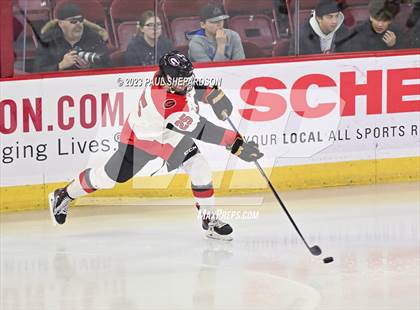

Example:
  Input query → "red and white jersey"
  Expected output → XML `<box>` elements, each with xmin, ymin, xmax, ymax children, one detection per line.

<box><xmin>120</xmin><ymin>83</ymin><xmax>202</xmax><ymax>160</ymax></box>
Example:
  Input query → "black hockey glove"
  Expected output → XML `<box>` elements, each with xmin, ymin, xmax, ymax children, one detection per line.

<box><xmin>205</xmin><ymin>88</ymin><xmax>233</xmax><ymax>121</ymax></box>
<box><xmin>228</xmin><ymin>136</ymin><xmax>264</xmax><ymax>162</ymax></box>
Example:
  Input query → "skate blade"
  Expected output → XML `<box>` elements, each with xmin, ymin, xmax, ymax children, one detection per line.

<box><xmin>205</xmin><ymin>231</ymin><xmax>233</xmax><ymax>241</ymax></box>
<box><xmin>48</xmin><ymin>192</ymin><xmax>58</xmax><ymax>226</ymax></box>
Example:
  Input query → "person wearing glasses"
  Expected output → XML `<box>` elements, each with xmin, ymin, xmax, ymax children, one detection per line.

<box><xmin>124</xmin><ymin>11</ymin><xmax>172</xmax><ymax>67</ymax></box>
<box><xmin>34</xmin><ymin>3</ymin><xmax>110</xmax><ymax>72</ymax></box>
<box><xmin>187</xmin><ymin>4</ymin><xmax>245</xmax><ymax>62</ymax></box>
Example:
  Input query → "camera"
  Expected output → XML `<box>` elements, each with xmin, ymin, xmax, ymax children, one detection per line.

<box><xmin>73</xmin><ymin>46</ymin><xmax>102</xmax><ymax>64</ymax></box>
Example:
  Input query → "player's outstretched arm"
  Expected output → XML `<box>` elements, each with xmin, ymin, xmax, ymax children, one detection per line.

<box><xmin>166</xmin><ymin>115</ymin><xmax>263</xmax><ymax>162</ymax></box>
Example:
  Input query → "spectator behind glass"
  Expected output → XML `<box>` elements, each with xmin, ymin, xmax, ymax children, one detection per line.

<box><xmin>34</xmin><ymin>3</ymin><xmax>110</xmax><ymax>72</ymax></box>
<box><xmin>346</xmin><ymin>0</ymin><xmax>405</xmax><ymax>51</ymax></box>
<box><xmin>409</xmin><ymin>19</ymin><xmax>420</xmax><ymax>48</ymax></box>
<box><xmin>187</xmin><ymin>3</ymin><xmax>245</xmax><ymax>62</ymax></box>
<box><xmin>404</xmin><ymin>0</ymin><xmax>420</xmax><ymax>48</ymax></box>
<box><xmin>406</xmin><ymin>0</ymin><xmax>420</xmax><ymax>28</ymax></box>
<box><xmin>290</xmin><ymin>0</ymin><xmax>351</xmax><ymax>55</ymax></box>
<box><xmin>124</xmin><ymin>11</ymin><xmax>172</xmax><ymax>66</ymax></box>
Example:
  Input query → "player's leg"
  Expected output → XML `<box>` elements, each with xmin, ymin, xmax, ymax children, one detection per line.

<box><xmin>49</xmin><ymin>143</ymin><xmax>156</xmax><ymax>225</ymax></box>
<box><xmin>181</xmin><ymin>152</ymin><xmax>233</xmax><ymax>240</ymax></box>
<box><xmin>167</xmin><ymin>137</ymin><xmax>232</xmax><ymax>240</ymax></box>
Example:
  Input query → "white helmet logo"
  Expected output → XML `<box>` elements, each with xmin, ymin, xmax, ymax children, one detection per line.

<box><xmin>169</xmin><ymin>57</ymin><xmax>180</xmax><ymax>66</ymax></box>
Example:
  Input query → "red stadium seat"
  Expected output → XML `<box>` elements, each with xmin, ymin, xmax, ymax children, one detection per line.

<box><xmin>286</xmin><ymin>7</ymin><xmax>313</xmax><ymax>35</ymax></box>
<box><xmin>13</xmin><ymin>16</ymin><xmax>40</xmax><ymax>72</ymax></box>
<box><xmin>345</xmin><ymin>5</ymin><xmax>368</xmax><ymax>28</ymax></box>
<box><xmin>98</xmin><ymin>0</ymin><xmax>112</xmax><ymax>8</ymax></box>
<box><xmin>14</xmin><ymin>0</ymin><xmax>51</xmax><ymax>24</ymax></box>
<box><xmin>241</xmin><ymin>41</ymin><xmax>264</xmax><ymax>58</ymax></box>
<box><xmin>228</xmin><ymin>14</ymin><xmax>277</xmax><ymax>57</ymax></box>
<box><xmin>12</xmin><ymin>2</ymin><xmax>44</xmax><ymax>73</ymax></box>
<box><xmin>110</xmin><ymin>0</ymin><xmax>156</xmax><ymax>23</ymax></box>
<box><xmin>223</xmin><ymin>0</ymin><xmax>279</xmax><ymax>57</ymax></box>
<box><xmin>345</xmin><ymin>0</ymin><xmax>369</xmax><ymax>7</ymax></box>
<box><xmin>110</xmin><ymin>50</ymin><xmax>125</xmax><ymax>67</ymax></box>
<box><xmin>170</xmin><ymin>16</ymin><xmax>201</xmax><ymax>51</ymax></box>
<box><xmin>162</xmin><ymin>0</ymin><xmax>222</xmax><ymax>21</ymax></box>
<box><xmin>13</xmin><ymin>0</ymin><xmax>51</xmax><ymax>39</ymax></box>
<box><xmin>297</xmin><ymin>0</ymin><xmax>319</xmax><ymax>10</ymax></box>
<box><xmin>223</xmin><ymin>0</ymin><xmax>277</xmax><ymax>14</ymax></box>
<box><xmin>50</xmin><ymin>0</ymin><xmax>112</xmax><ymax>11</ymax></box>
<box><xmin>272</xmin><ymin>38</ymin><xmax>290</xmax><ymax>56</ymax></box>
<box><xmin>117</xmin><ymin>21</ymin><xmax>139</xmax><ymax>51</ymax></box>
<box><xmin>299</xmin><ymin>9</ymin><xmax>313</xmax><ymax>26</ymax></box>
<box><xmin>223</xmin><ymin>0</ymin><xmax>285</xmax><ymax>37</ymax></box>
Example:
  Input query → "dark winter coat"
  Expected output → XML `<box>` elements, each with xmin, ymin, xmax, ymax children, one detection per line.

<box><xmin>289</xmin><ymin>18</ymin><xmax>351</xmax><ymax>55</ymax></box>
<box><xmin>34</xmin><ymin>20</ymin><xmax>110</xmax><ymax>72</ymax></box>
<box><xmin>410</xmin><ymin>21</ymin><xmax>420</xmax><ymax>48</ymax></box>
<box><xmin>346</xmin><ymin>20</ymin><xmax>406</xmax><ymax>52</ymax></box>
<box><xmin>124</xmin><ymin>35</ymin><xmax>172</xmax><ymax>66</ymax></box>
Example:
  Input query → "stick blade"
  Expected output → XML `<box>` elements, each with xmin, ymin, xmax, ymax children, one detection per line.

<box><xmin>310</xmin><ymin>245</ymin><xmax>322</xmax><ymax>256</ymax></box>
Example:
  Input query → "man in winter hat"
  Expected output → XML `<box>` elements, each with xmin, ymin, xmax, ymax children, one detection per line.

<box><xmin>34</xmin><ymin>3</ymin><xmax>110</xmax><ymax>72</ymax></box>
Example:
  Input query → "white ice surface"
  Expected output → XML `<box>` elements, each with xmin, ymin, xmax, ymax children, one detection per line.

<box><xmin>1</xmin><ymin>182</ymin><xmax>419</xmax><ymax>310</ymax></box>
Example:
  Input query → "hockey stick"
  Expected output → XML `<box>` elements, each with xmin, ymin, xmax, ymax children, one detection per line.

<box><xmin>225</xmin><ymin>116</ymin><xmax>322</xmax><ymax>256</ymax></box>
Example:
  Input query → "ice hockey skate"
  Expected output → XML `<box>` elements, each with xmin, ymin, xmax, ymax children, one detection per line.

<box><xmin>201</xmin><ymin>214</ymin><xmax>233</xmax><ymax>241</ymax></box>
<box><xmin>196</xmin><ymin>203</ymin><xmax>233</xmax><ymax>241</ymax></box>
<box><xmin>48</xmin><ymin>188</ymin><xmax>73</xmax><ymax>225</ymax></box>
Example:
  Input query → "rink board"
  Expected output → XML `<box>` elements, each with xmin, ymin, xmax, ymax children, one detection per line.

<box><xmin>1</xmin><ymin>156</ymin><xmax>419</xmax><ymax>212</ymax></box>
<box><xmin>0</xmin><ymin>52</ymin><xmax>419</xmax><ymax>211</ymax></box>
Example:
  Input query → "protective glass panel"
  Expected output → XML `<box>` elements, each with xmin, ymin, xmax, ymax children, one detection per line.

<box><xmin>289</xmin><ymin>0</ymin><xmax>418</xmax><ymax>56</ymax></box>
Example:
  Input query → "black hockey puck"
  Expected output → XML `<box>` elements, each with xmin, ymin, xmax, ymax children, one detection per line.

<box><xmin>323</xmin><ymin>257</ymin><xmax>334</xmax><ymax>264</ymax></box>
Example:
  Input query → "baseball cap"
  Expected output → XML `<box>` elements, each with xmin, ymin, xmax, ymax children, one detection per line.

<box><xmin>57</xmin><ymin>3</ymin><xmax>83</xmax><ymax>20</ymax></box>
<box><xmin>200</xmin><ymin>4</ymin><xmax>229</xmax><ymax>22</ymax></box>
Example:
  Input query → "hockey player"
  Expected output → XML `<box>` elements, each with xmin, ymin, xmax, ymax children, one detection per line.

<box><xmin>49</xmin><ymin>51</ymin><xmax>263</xmax><ymax>240</ymax></box>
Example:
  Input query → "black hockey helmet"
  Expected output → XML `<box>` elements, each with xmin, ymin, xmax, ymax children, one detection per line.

<box><xmin>159</xmin><ymin>50</ymin><xmax>193</xmax><ymax>78</ymax></box>
<box><xmin>158</xmin><ymin>51</ymin><xmax>194</xmax><ymax>94</ymax></box>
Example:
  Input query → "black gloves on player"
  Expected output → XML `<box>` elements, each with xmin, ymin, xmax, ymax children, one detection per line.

<box><xmin>204</xmin><ymin>88</ymin><xmax>233</xmax><ymax>121</ymax></box>
<box><xmin>228</xmin><ymin>136</ymin><xmax>264</xmax><ymax>162</ymax></box>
